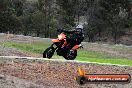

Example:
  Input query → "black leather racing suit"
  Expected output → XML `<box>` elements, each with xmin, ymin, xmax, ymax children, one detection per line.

<box><xmin>60</xmin><ymin>29</ymin><xmax>84</xmax><ymax>50</ymax></box>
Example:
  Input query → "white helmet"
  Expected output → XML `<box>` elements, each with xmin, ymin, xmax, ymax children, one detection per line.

<box><xmin>76</xmin><ymin>25</ymin><xmax>83</xmax><ymax>29</ymax></box>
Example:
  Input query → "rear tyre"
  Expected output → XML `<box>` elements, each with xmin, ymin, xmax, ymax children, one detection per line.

<box><xmin>76</xmin><ymin>76</ymin><xmax>87</xmax><ymax>85</ymax></box>
<box><xmin>43</xmin><ymin>47</ymin><xmax>55</xmax><ymax>59</ymax></box>
<box><xmin>63</xmin><ymin>49</ymin><xmax>77</xmax><ymax>60</ymax></box>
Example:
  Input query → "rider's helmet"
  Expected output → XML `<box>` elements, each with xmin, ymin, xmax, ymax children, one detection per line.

<box><xmin>75</xmin><ymin>25</ymin><xmax>83</xmax><ymax>33</ymax></box>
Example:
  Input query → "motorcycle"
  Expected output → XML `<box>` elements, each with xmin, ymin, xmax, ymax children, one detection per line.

<box><xmin>43</xmin><ymin>30</ymin><xmax>83</xmax><ymax>60</ymax></box>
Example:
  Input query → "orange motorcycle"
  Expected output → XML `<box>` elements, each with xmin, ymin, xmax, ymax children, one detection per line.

<box><xmin>43</xmin><ymin>31</ymin><xmax>83</xmax><ymax>60</ymax></box>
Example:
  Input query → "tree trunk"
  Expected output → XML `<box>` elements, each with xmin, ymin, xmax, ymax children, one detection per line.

<box><xmin>114</xmin><ymin>33</ymin><xmax>117</xmax><ymax>44</ymax></box>
<box><xmin>24</xmin><ymin>32</ymin><xmax>27</xmax><ymax>36</ymax></box>
<box><xmin>98</xmin><ymin>28</ymin><xmax>101</xmax><ymax>37</ymax></box>
<box><xmin>36</xmin><ymin>30</ymin><xmax>40</xmax><ymax>37</ymax></box>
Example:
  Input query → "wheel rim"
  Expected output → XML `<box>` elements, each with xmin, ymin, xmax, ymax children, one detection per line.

<box><xmin>67</xmin><ymin>50</ymin><xmax>75</xmax><ymax>59</ymax></box>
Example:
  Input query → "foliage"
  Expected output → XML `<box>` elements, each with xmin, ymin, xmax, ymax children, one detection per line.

<box><xmin>99</xmin><ymin>0</ymin><xmax>130</xmax><ymax>43</ymax></box>
<box><xmin>0</xmin><ymin>0</ymin><xmax>132</xmax><ymax>44</ymax></box>
<box><xmin>0</xmin><ymin>0</ymin><xmax>22</xmax><ymax>33</ymax></box>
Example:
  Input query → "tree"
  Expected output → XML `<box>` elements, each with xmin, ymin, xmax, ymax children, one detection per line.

<box><xmin>100</xmin><ymin>0</ymin><xmax>130</xmax><ymax>43</ymax></box>
<box><xmin>56</xmin><ymin>0</ymin><xmax>76</xmax><ymax>28</ymax></box>
<box><xmin>10</xmin><ymin>0</ymin><xmax>26</xmax><ymax>16</ymax></box>
<box><xmin>85</xmin><ymin>0</ymin><xmax>105</xmax><ymax>42</ymax></box>
<box><xmin>0</xmin><ymin>0</ymin><xmax>22</xmax><ymax>33</ymax></box>
<box><xmin>32</xmin><ymin>11</ymin><xmax>46</xmax><ymax>37</ymax></box>
<box><xmin>21</xmin><ymin>13</ymin><xmax>33</xmax><ymax>36</ymax></box>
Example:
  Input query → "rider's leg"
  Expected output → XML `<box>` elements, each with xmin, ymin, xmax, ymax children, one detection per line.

<box><xmin>65</xmin><ymin>38</ymin><xmax>77</xmax><ymax>51</ymax></box>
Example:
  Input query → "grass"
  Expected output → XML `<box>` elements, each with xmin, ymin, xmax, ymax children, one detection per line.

<box><xmin>0</xmin><ymin>41</ymin><xmax>132</xmax><ymax>66</ymax></box>
<box><xmin>77</xmin><ymin>50</ymin><xmax>128</xmax><ymax>59</ymax></box>
<box><xmin>77</xmin><ymin>51</ymin><xmax>132</xmax><ymax>66</ymax></box>
<box><xmin>77</xmin><ymin>57</ymin><xmax>132</xmax><ymax>66</ymax></box>
<box><xmin>0</xmin><ymin>41</ymin><xmax>49</xmax><ymax>54</ymax></box>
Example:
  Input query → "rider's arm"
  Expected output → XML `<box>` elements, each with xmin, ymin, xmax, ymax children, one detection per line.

<box><xmin>62</xmin><ymin>29</ymin><xmax>76</xmax><ymax>34</ymax></box>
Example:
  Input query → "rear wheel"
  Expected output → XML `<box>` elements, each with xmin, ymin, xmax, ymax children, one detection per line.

<box><xmin>63</xmin><ymin>49</ymin><xmax>77</xmax><ymax>60</ymax></box>
<box><xmin>43</xmin><ymin>47</ymin><xmax>55</xmax><ymax>59</ymax></box>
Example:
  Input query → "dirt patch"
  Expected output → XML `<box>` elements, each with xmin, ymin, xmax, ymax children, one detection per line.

<box><xmin>82</xmin><ymin>42</ymin><xmax>132</xmax><ymax>59</ymax></box>
<box><xmin>0</xmin><ymin>74</ymin><xmax>45</xmax><ymax>88</ymax></box>
<box><xmin>0</xmin><ymin>33</ymin><xmax>51</xmax><ymax>44</ymax></box>
<box><xmin>0</xmin><ymin>58</ymin><xmax>131</xmax><ymax>88</ymax></box>
<box><xmin>0</xmin><ymin>46</ymin><xmax>42</xmax><ymax>58</ymax></box>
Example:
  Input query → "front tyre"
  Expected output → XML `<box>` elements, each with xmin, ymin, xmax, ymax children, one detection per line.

<box><xmin>63</xmin><ymin>49</ymin><xmax>77</xmax><ymax>60</ymax></box>
<box><xmin>43</xmin><ymin>47</ymin><xmax>55</xmax><ymax>59</ymax></box>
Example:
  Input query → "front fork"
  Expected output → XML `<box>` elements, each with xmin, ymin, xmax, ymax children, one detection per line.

<box><xmin>51</xmin><ymin>41</ymin><xmax>64</xmax><ymax>51</ymax></box>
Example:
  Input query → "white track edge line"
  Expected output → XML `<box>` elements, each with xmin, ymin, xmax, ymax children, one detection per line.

<box><xmin>0</xmin><ymin>56</ymin><xmax>131</xmax><ymax>67</ymax></box>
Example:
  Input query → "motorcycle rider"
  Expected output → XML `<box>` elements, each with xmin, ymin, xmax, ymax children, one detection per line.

<box><xmin>57</xmin><ymin>25</ymin><xmax>84</xmax><ymax>50</ymax></box>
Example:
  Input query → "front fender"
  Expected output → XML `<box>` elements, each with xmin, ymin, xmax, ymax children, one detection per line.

<box><xmin>72</xmin><ymin>44</ymin><xmax>83</xmax><ymax>50</ymax></box>
<box><xmin>72</xmin><ymin>45</ymin><xmax>79</xmax><ymax>50</ymax></box>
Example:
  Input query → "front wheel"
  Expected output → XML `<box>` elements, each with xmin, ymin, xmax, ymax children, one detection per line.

<box><xmin>63</xmin><ymin>49</ymin><xmax>77</xmax><ymax>60</ymax></box>
<box><xmin>43</xmin><ymin>47</ymin><xmax>55</xmax><ymax>59</ymax></box>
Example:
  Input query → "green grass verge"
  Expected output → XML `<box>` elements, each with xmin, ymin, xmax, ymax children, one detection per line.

<box><xmin>77</xmin><ymin>50</ymin><xmax>128</xmax><ymax>59</ymax></box>
<box><xmin>0</xmin><ymin>41</ymin><xmax>49</xmax><ymax>54</ymax></box>
<box><xmin>0</xmin><ymin>41</ymin><xmax>132</xmax><ymax>66</ymax></box>
<box><xmin>77</xmin><ymin>51</ymin><xmax>132</xmax><ymax>66</ymax></box>
<box><xmin>77</xmin><ymin>57</ymin><xmax>132</xmax><ymax>66</ymax></box>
